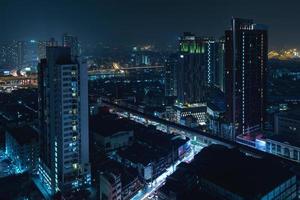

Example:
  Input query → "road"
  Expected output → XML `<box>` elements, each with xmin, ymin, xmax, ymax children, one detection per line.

<box><xmin>131</xmin><ymin>146</ymin><xmax>201</xmax><ymax>200</ymax></box>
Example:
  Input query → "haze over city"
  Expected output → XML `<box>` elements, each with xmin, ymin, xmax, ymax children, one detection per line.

<box><xmin>0</xmin><ymin>0</ymin><xmax>300</xmax><ymax>49</ymax></box>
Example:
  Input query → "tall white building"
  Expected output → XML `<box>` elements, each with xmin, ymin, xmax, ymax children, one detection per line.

<box><xmin>38</xmin><ymin>47</ymin><xmax>90</xmax><ymax>197</ymax></box>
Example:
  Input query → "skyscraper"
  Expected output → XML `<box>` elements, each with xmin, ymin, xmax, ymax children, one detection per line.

<box><xmin>225</xmin><ymin>18</ymin><xmax>268</xmax><ymax>137</ymax></box>
<box><xmin>203</xmin><ymin>37</ymin><xmax>225</xmax><ymax>91</ymax></box>
<box><xmin>177</xmin><ymin>32</ymin><xmax>206</xmax><ymax>104</ymax></box>
<box><xmin>62</xmin><ymin>33</ymin><xmax>80</xmax><ymax>58</ymax></box>
<box><xmin>165</xmin><ymin>53</ymin><xmax>178</xmax><ymax>97</ymax></box>
<box><xmin>216</xmin><ymin>37</ymin><xmax>225</xmax><ymax>92</ymax></box>
<box><xmin>38</xmin><ymin>47</ymin><xmax>90</xmax><ymax>197</ymax></box>
<box><xmin>23</xmin><ymin>40</ymin><xmax>38</xmax><ymax>67</ymax></box>
<box><xmin>203</xmin><ymin>37</ymin><xmax>217</xmax><ymax>86</ymax></box>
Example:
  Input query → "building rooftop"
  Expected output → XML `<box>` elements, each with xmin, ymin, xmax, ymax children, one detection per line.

<box><xmin>90</xmin><ymin>114</ymin><xmax>133</xmax><ymax>137</ymax></box>
<box><xmin>6</xmin><ymin>126</ymin><xmax>38</xmax><ymax>145</ymax></box>
<box><xmin>118</xmin><ymin>143</ymin><xmax>166</xmax><ymax>166</ymax></box>
<box><xmin>191</xmin><ymin>145</ymin><xmax>295</xmax><ymax>199</ymax></box>
<box><xmin>268</xmin><ymin>133</ymin><xmax>300</xmax><ymax>147</ymax></box>
<box><xmin>98</xmin><ymin>159</ymin><xmax>139</xmax><ymax>187</ymax></box>
<box><xmin>135</xmin><ymin>129</ymin><xmax>189</xmax><ymax>152</ymax></box>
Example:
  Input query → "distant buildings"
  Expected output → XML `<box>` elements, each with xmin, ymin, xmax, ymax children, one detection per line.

<box><xmin>0</xmin><ymin>40</ymin><xmax>24</xmax><ymax>68</ymax></box>
<box><xmin>63</xmin><ymin>33</ymin><xmax>80</xmax><ymax>58</ymax></box>
<box><xmin>225</xmin><ymin>18</ymin><xmax>268</xmax><ymax>138</ymax></box>
<box><xmin>269</xmin><ymin>49</ymin><xmax>300</xmax><ymax>60</ymax></box>
<box><xmin>159</xmin><ymin>144</ymin><xmax>297</xmax><ymax>200</ymax></box>
<box><xmin>37</xmin><ymin>38</ymin><xmax>58</xmax><ymax>60</ymax></box>
<box><xmin>37</xmin><ymin>47</ymin><xmax>90</xmax><ymax>197</ymax></box>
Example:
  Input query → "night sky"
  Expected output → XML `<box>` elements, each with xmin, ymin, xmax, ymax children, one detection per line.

<box><xmin>0</xmin><ymin>0</ymin><xmax>299</xmax><ymax>49</ymax></box>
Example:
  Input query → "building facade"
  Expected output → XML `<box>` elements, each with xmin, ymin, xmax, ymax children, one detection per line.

<box><xmin>38</xmin><ymin>47</ymin><xmax>90</xmax><ymax>196</ymax></box>
<box><xmin>225</xmin><ymin>18</ymin><xmax>268</xmax><ymax>137</ymax></box>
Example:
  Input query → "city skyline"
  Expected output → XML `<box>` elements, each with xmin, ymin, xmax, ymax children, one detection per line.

<box><xmin>0</xmin><ymin>1</ymin><xmax>300</xmax><ymax>199</ymax></box>
<box><xmin>0</xmin><ymin>0</ymin><xmax>300</xmax><ymax>49</ymax></box>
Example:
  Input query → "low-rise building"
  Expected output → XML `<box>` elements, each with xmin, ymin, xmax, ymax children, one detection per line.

<box><xmin>115</xmin><ymin>143</ymin><xmax>168</xmax><ymax>182</ymax></box>
<box><xmin>98</xmin><ymin>160</ymin><xmax>143</xmax><ymax>200</ymax></box>
<box><xmin>174</xmin><ymin>103</ymin><xmax>207</xmax><ymax>125</ymax></box>
<box><xmin>266</xmin><ymin>134</ymin><xmax>300</xmax><ymax>162</ymax></box>
<box><xmin>5</xmin><ymin>126</ymin><xmax>39</xmax><ymax>172</ymax></box>
<box><xmin>90</xmin><ymin>116</ymin><xmax>134</xmax><ymax>152</ymax></box>
<box><xmin>265</xmin><ymin>110</ymin><xmax>300</xmax><ymax>162</ymax></box>
<box><xmin>179</xmin><ymin>115</ymin><xmax>198</xmax><ymax>128</ymax></box>
<box><xmin>160</xmin><ymin>144</ymin><xmax>297</xmax><ymax>200</ymax></box>
<box><xmin>99</xmin><ymin>172</ymin><xmax>122</xmax><ymax>200</ymax></box>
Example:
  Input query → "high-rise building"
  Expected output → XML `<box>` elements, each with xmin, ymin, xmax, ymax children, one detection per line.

<box><xmin>37</xmin><ymin>47</ymin><xmax>90</xmax><ymax>197</ymax></box>
<box><xmin>23</xmin><ymin>40</ymin><xmax>38</xmax><ymax>67</ymax></box>
<box><xmin>216</xmin><ymin>38</ymin><xmax>225</xmax><ymax>92</ymax></box>
<box><xmin>203</xmin><ymin>37</ymin><xmax>217</xmax><ymax>86</ymax></box>
<box><xmin>225</xmin><ymin>18</ymin><xmax>268</xmax><ymax>137</ymax></box>
<box><xmin>165</xmin><ymin>53</ymin><xmax>178</xmax><ymax>97</ymax></box>
<box><xmin>62</xmin><ymin>33</ymin><xmax>80</xmax><ymax>58</ymax></box>
<box><xmin>202</xmin><ymin>37</ymin><xmax>225</xmax><ymax>91</ymax></box>
<box><xmin>177</xmin><ymin>32</ymin><xmax>206</xmax><ymax>104</ymax></box>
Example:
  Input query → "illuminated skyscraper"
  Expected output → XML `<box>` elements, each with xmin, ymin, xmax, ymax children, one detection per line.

<box><xmin>202</xmin><ymin>37</ymin><xmax>225</xmax><ymax>91</ymax></box>
<box><xmin>177</xmin><ymin>32</ymin><xmax>206</xmax><ymax>104</ymax></box>
<box><xmin>62</xmin><ymin>33</ymin><xmax>80</xmax><ymax>58</ymax></box>
<box><xmin>38</xmin><ymin>47</ymin><xmax>90</xmax><ymax>197</ymax></box>
<box><xmin>225</xmin><ymin>18</ymin><xmax>268</xmax><ymax>137</ymax></box>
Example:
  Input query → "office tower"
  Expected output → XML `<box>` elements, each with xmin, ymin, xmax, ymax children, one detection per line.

<box><xmin>165</xmin><ymin>54</ymin><xmax>178</xmax><ymax>97</ymax></box>
<box><xmin>38</xmin><ymin>47</ymin><xmax>90</xmax><ymax>197</ymax></box>
<box><xmin>177</xmin><ymin>32</ymin><xmax>206</xmax><ymax>104</ymax></box>
<box><xmin>63</xmin><ymin>33</ymin><xmax>80</xmax><ymax>57</ymax></box>
<box><xmin>37</xmin><ymin>38</ymin><xmax>58</xmax><ymax>60</ymax></box>
<box><xmin>225</xmin><ymin>18</ymin><xmax>268</xmax><ymax>137</ymax></box>
<box><xmin>23</xmin><ymin>40</ymin><xmax>38</xmax><ymax>67</ymax></box>
<box><xmin>203</xmin><ymin>37</ymin><xmax>217</xmax><ymax>86</ymax></box>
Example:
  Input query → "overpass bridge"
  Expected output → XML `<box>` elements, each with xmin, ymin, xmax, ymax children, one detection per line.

<box><xmin>101</xmin><ymin>100</ymin><xmax>300</xmax><ymax>163</ymax></box>
<box><xmin>88</xmin><ymin>65</ymin><xmax>164</xmax><ymax>75</ymax></box>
